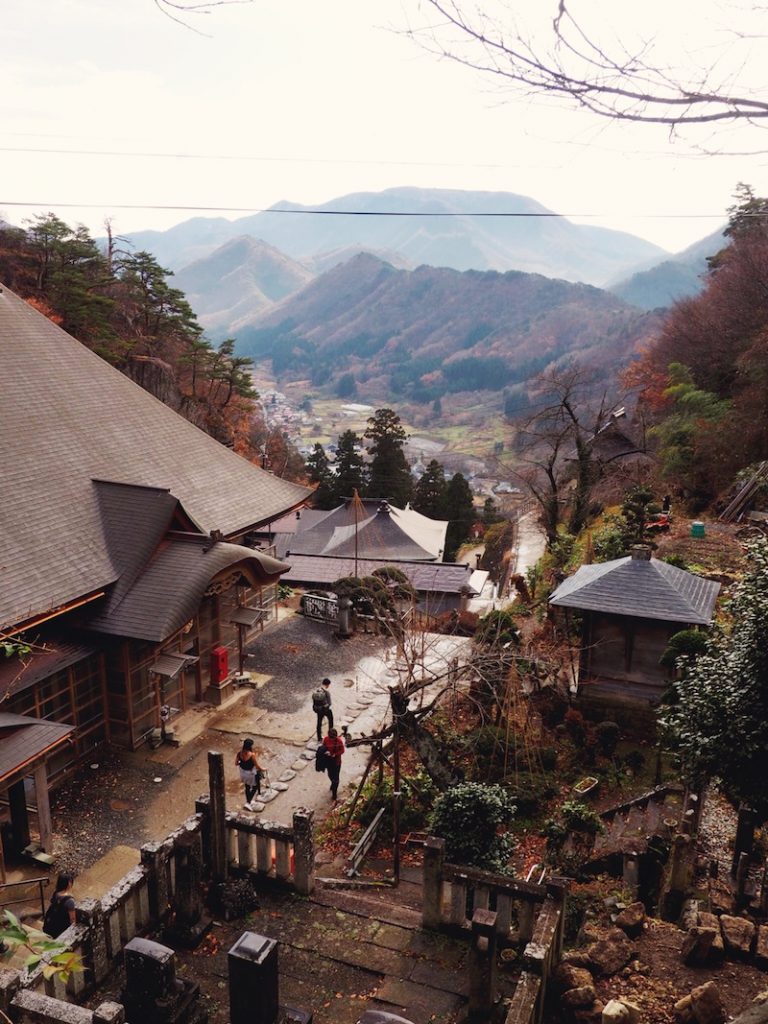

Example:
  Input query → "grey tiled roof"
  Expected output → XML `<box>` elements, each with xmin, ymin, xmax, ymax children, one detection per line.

<box><xmin>0</xmin><ymin>642</ymin><xmax>95</xmax><ymax>699</ymax></box>
<box><xmin>0</xmin><ymin>285</ymin><xmax>309</xmax><ymax>631</ymax></box>
<box><xmin>549</xmin><ymin>555</ymin><xmax>720</xmax><ymax>625</ymax></box>
<box><xmin>284</xmin><ymin>500</ymin><xmax>442</xmax><ymax>562</ymax></box>
<box><xmin>86</xmin><ymin>537</ymin><xmax>289</xmax><ymax>641</ymax></box>
<box><xmin>283</xmin><ymin>554</ymin><xmax>477</xmax><ymax>595</ymax></box>
<box><xmin>0</xmin><ymin>713</ymin><xmax>75</xmax><ymax>785</ymax></box>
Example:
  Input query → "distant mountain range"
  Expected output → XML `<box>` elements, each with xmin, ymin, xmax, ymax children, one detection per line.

<box><xmin>124</xmin><ymin>186</ymin><xmax>667</xmax><ymax>284</ymax></box>
<box><xmin>236</xmin><ymin>253</ymin><xmax>662</xmax><ymax>404</ymax></box>
<box><xmin>114</xmin><ymin>187</ymin><xmax>723</xmax><ymax>357</ymax></box>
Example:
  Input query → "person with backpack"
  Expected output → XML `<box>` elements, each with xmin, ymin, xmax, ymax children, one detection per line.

<box><xmin>312</xmin><ymin>677</ymin><xmax>333</xmax><ymax>741</ymax></box>
<box><xmin>43</xmin><ymin>872</ymin><xmax>76</xmax><ymax>938</ymax></box>
<box><xmin>322</xmin><ymin>727</ymin><xmax>345</xmax><ymax>802</ymax></box>
<box><xmin>236</xmin><ymin>738</ymin><xmax>264</xmax><ymax>810</ymax></box>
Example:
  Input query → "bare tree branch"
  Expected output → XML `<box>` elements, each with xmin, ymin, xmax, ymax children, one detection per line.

<box><xmin>411</xmin><ymin>0</ymin><xmax>768</xmax><ymax>138</ymax></box>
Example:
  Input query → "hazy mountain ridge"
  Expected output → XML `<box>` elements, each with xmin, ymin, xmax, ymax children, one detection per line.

<box><xmin>173</xmin><ymin>236</ymin><xmax>314</xmax><ymax>334</ymax></box>
<box><xmin>609</xmin><ymin>227</ymin><xmax>726</xmax><ymax>310</ymax></box>
<box><xmin>118</xmin><ymin>187</ymin><xmax>668</xmax><ymax>286</ymax></box>
<box><xmin>238</xmin><ymin>254</ymin><xmax>661</xmax><ymax>401</ymax></box>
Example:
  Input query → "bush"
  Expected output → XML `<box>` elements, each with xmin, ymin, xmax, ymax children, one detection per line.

<box><xmin>539</xmin><ymin>746</ymin><xmax>558</xmax><ymax>771</ymax></box>
<box><xmin>357</xmin><ymin>769</ymin><xmax>436</xmax><ymax>832</ymax></box>
<box><xmin>430</xmin><ymin>782</ymin><xmax>516</xmax><ymax>872</ymax></box>
<box><xmin>559</xmin><ymin>799</ymin><xmax>602</xmax><ymax>835</ymax></box>
<box><xmin>508</xmin><ymin>776</ymin><xmax>558</xmax><ymax>817</ymax></box>
<box><xmin>564</xmin><ymin>708</ymin><xmax>588</xmax><ymax>747</ymax></box>
<box><xmin>594</xmin><ymin>720</ymin><xmax>621</xmax><ymax>758</ymax></box>
<box><xmin>623</xmin><ymin>749</ymin><xmax>646</xmax><ymax>774</ymax></box>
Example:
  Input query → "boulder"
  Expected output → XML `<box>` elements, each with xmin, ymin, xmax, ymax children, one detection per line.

<box><xmin>697</xmin><ymin>912</ymin><xmax>725</xmax><ymax>961</ymax></box>
<box><xmin>720</xmin><ymin>914</ymin><xmax>755</xmax><ymax>959</ymax></box>
<box><xmin>755</xmin><ymin>925</ymin><xmax>768</xmax><ymax>969</ymax></box>
<box><xmin>674</xmin><ymin>994</ymin><xmax>694</xmax><ymax>1024</ymax></box>
<box><xmin>574</xmin><ymin>1002</ymin><xmax>604</xmax><ymax>1024</ymax></box>
<box><xmin>554</xmin><ymin>962</ymin><xmax>595</xmax><ymax>991</ymax></box>
<box><xmin>562</xmin><ymin>950</ymin><xmax>595</xmax><ymax>970</ymax></box>
<box><xmin>602</xmin><ymin>1000</ymin><xmax>630</xmax><ymax>1022</ymax></box>
<box><xmin>585</xmin><ymin>928</ymin><xmax>634</xmax><ymax>977</ymax></box>
<box><xmin>690</xmin><ymin>980</ymin><xmax>726</xmax><ymax>1024</ymax></box>
<box><xmin>732</xmin><ymin>990</ymin><xmax>768</xmax><ymax>1024</ymax></box>
<box><xmin>614</xmin><ymin>902</ymin><xmax>646</xmax><ymax>938</ymax></box>
<box><xmin>681</xmin><ymin>926</ymin><xmax>717</xmax><ymax>966</ymax></box>
<box><xmin>563</xmin><ymin>985</ymin><xmax>598</xmax><ymax>1009</ymax></box>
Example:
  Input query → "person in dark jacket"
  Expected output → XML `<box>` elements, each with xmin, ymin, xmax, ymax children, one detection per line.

<box><xmin>313</xmin><ymin>677</ymin><xmax>333</xmax><ymax>741</ymax></box>
<box><xmin>236</xmin><ymin>738</ymin><xmax>265</xmax><ymax>810</ymax></box>
<box><xmin>44</xmin><ymin>872</ymin><xmax>76</xmax><ymax>937</ymax></box>
<box><xmin>323</xmin><ymin>728</ymin><xmax>345</xmax><ymax>802</ymax></box>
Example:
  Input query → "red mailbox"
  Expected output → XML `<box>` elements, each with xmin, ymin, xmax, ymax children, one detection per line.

<box><xmin>210</xmin><ymin>645</ymin><xmax>229</xmax><ymax>685</ymax></box>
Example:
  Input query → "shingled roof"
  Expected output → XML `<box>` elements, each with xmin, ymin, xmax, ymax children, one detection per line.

<box><xmin>0</xmin><ymin>284</ymin><xmax>309</xmax><ymax>632</ymax></box>
<box><xmin>85</xmin><ymin>535</ymin><xmax>288</xmax><ymax>641</ymax></box>
<box><xmin>549</xmin><ymin>549</ymin><xmax>720</xmax><ymax>625</ymax></box>
<box><xmin>0</xmin><ymin>713</ymin><xmax>75</xmax><ymax>785</ymax></box>
<box><xmin>282</xmin><ymin>554</ymin><xmax>479</xmax><ymax>594</ymax></box>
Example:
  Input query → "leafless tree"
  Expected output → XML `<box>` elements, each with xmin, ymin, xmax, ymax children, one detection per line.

<box><xmin>412</xmin><ymin>0</ymin><xmax>768</xmax><ymax>143</ymax></box>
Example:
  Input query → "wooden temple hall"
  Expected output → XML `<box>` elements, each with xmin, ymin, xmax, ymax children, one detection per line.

<box><xmin>0</xmin><ymin>284</ymin><xmax>309</xmax><ymax>877</ymax></box>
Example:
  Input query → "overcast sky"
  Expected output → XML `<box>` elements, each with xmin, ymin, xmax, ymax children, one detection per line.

<box><xmin>3</xmin><ymin>0</ymin><xmax>767</xmax><ymax>253</ymax></box>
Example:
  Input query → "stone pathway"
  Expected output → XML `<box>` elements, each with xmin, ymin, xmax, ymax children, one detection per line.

<box><xmin>164</xmin><ymin>878</ymin><xmax>519</xmax><ymax>1024</ymax></box>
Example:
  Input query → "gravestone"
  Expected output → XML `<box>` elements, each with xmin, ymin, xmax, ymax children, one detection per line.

<box><xmin>121</xmin><ymin>937</ymin><xmax>206</xmax><ymax>1024</ymax></box>
<box><xmin>228</xmin><ymin>932</ymin><xmax>312</xmax><ymax>1024</ymax></box>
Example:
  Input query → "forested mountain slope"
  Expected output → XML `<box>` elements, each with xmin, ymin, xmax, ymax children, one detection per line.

<box><xmin>239</xmin><ymin>254</ymin><xmax>661</xmax><ymax>403</ymax></box>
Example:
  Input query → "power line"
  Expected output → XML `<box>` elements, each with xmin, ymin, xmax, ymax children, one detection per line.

<box><xmin>0</xmin><ymin>199</ymin><xmax>730</xmax><ymax>220</ymax></box>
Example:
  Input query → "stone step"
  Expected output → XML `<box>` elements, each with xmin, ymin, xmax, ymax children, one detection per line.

<box><xmin>312</xmin><ymin>886</ymin><xmax>423</xmax><ymax>931</ymax></box>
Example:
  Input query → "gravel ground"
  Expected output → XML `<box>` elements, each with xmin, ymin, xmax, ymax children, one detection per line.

<box><xmin>697</xmin><ymin>783</ymin><xmax>738</xmax><ymax>880</ymax></box>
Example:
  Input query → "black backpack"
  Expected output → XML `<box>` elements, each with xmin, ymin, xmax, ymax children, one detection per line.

<box><xmin>311</xmin><ymin>687</ymin><xmax>327</xmax><ymax>712</ymax></box>
<box><xmin>315</xmin><ymin>744</ymin><xmax>329</xmax><ymax>773</ymax></box>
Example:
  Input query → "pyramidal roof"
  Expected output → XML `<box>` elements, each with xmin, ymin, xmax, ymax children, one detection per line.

<box><xmin>286</xmin><ymin>498</ymin><xmax>446</xmax><ymax>562</ymax></box>
<box><xmin>0</xmin><ymin>284</ymin><xmax>308</xmax><ymax>632</ymax></box>
<box><xmin>549</xmin><ymin>550</ymin><xmax>720</xmax><ymax>625</ymax></box>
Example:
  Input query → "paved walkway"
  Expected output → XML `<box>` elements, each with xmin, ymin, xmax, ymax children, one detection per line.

<box><xmin>66</xmin><ymin>614</ymin><xmax>471</xmax><ymax>900</ymax></box>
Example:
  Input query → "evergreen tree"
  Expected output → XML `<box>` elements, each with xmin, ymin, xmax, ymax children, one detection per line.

<box><xmin>305</xmin><ymin>443</ymin><xmax>337</xmax><ymax>509</ymax></box>
<box><xmin>443</xmin><ymin>472</ymin><xmax>476</xmax><ymax>560</ymax></box>
<box><xmin>660</xmin><ymin>538</ymin><xmax>768</xmax><ymax>819</ymax></box>
<box><xmin>482</xmin><ymin>496</ymin><xmax>503</xmax><ymax>526</ymax></box>
<box><xmin>365</xmin><ymin>407</ymin><xmax>413</xmax><ymax>506</ymax></box>
<box><xmin>332</xmin><ymin>430</ymin><xmax>367</xmax><ymax>503</ymax></box>
<box><xmin>413</xmin><ymin>460</ymin><xmax>447</xmax><ymax>519</ymax></box>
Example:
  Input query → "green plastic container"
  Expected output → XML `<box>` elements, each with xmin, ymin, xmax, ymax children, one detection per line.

<box><xmin>691</xmin><ymin>521</ymin><xmax>706</xmax><ymax>538</ymax></box>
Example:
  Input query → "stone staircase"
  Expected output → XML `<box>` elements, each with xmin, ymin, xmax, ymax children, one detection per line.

<box><xmin>583</xmin><ymin>784</ymin><xmax>685</xmax><ymax>871</ymax></box>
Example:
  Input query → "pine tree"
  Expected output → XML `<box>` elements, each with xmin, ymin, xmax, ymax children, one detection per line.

<box><xmin>365</xmin><ymin>408</ymin><xmax>413</xmax><ymax>506</ymax></box>
<box><xmin>413</xmin><ymin>460</ymin><xmax>447</xmax><ymax>519</ymax></box>
<box><xmin>443</xmin><ymin>472</ymin><xmax>476</xmax><ymax>560</ymax></box>
<box><xmin>305</xmin><ymin>443</ymin><xmax>337</xmax><ymax>509</ymax></box>
<box><xmin>332</xmin><ymin>430</ymin><xmax>367</xmax><ymax>503</ymax></box>
<box><xmin>482</xmin><ymin>496</ymin><xmax>503</xmax><ymax>526</ymax></box>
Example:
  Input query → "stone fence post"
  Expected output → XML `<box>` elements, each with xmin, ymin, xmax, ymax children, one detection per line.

<box><xmin>468</xmin><ymin>909</ymin><xmax>497</xmax><ymax>1019</ymax></box>
<box><xmin>208</xmin><ymin>752</ymin><xmax>227</xmax><ymax>882</ymax></box>
<box><xmin>422</xmin><ymin>837</ymin><xmax>445</xmax><ymax>930</ymax></box>
<box><xmin>77</xmin><ymin>898</ymin><xmax>109</xmax><ymax>985</ymax></box>
<box><xmin>291</xmin><ymin>810</ymin><xmax>315</xmax><ymax>896</ymax></box>
<box><xmin>140</xmin><ymin>840</ymin><xmax>170</xmax><ymax>923</ymax></box>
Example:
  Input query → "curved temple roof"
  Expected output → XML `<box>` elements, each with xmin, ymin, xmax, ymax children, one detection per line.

<box><xmin>0</xmin><ymin>284</ymin><xmax>308</xmax><ymax>632</ymax></box>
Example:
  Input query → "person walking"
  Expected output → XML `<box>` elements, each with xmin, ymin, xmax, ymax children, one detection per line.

<box><xmin>43</xmin><ymin>872</ymin><xmax>76</xmax><ymax>937</ymax></box>
<box><xmin>312</xmin><ymin>677</ymin><xmax>333</xmax><ymax>741</ymax></box>
<box><xmin>236</xmin><ymin>738</ymin><xmax>264</xmax><ymax>810</ymax></box>
<box><xmin>323</xmin><ymin>727</ymin><xmax>345</xmax><ymax>802</ymax></box>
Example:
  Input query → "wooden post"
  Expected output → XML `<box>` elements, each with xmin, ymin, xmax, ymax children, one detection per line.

<box><xmin>33</xmin><ymin>763</ymin><xmax>53</xmax><ymax>853</ymax></box>
<box><xmin>468</xmin><ymin>909</ymin><xmax>498</xmax><ymax>1018</ymax></box>
<box><xmin>208</xmin><ymin>751</ymin><xmax>228</xmax><ymax>882</ymax></box>
<box><xmin>390</xmin><ymin>685</ymin><xmax>401</xmax><ymax>886</ymax></box>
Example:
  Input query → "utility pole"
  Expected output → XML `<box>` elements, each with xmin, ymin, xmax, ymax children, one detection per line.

<box><xmin>389</xmin><ymin>684</ymin><xmax>402</xmax><ymax>885</ymax></box>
